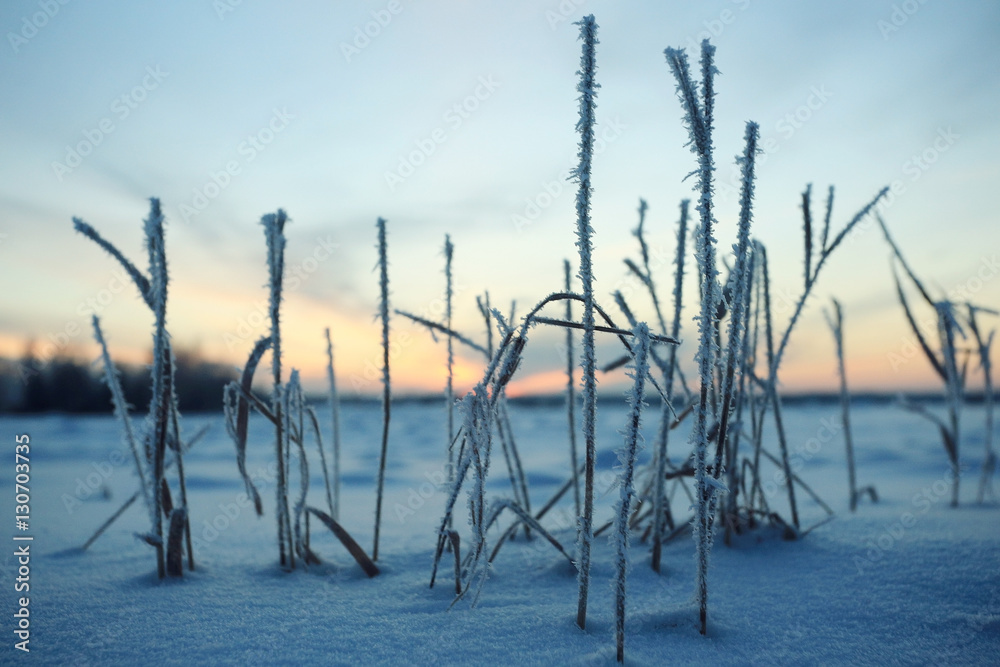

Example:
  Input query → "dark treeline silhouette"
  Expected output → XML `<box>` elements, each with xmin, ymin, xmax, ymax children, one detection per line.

<box><xmin>0</xmin><ymin>349</ymin><xmax>237</xmax><ymax>413</ymax></box>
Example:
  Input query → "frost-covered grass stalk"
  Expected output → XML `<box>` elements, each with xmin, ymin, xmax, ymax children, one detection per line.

<box><xmin>572</xmin><ymin>13</ymin><xmax>600</xmax><ymax>632</ymax></box>
<box><xmin>825</xmin><ymin>299</ymin><xmax>860</xmax><ymax>511</ymax></box>
<box><xmin>325</xmin><ymin>328</ymin><xmax>342</xmax><ymax>521</ymax></box>
<box><xmin>286</xmin><ymin>370</ymin><xmax>311</xmax><ymax>563</ymax></box>
<box><xmin>146</xmin><ymin>204</ymin><xmax>194</xmax><ymax>574</ymax></box>
<box><xmin>710</xmin><ymin>121</ymin><xmax>759</xmax><ymax>534</ymax></box>
<box><xmin>723</xmin><ymin>247</ymin><xmax>758</xmax><ymax>541</ymax></box>
<box><xmin>612</xmin><ymin>323</ymin><xmax>650</xmax><ymax>663</ymax></box>
<box><xmin>652</xmin><ymin>199</ymin><xmax>689</xmax><ymax>573</ymax></box>
<box><xmin>664</xmin><ymin>39</ymin><xmax>720</xmax><ymax>636</ymax></box>
<box><xmin>564</xmin><ymin>259</ymin><xmax>581</xmax><ymax>517</ymax></box>
<box><xmin>445</xmin><ymin>236</ymin><xmax>456</xmax><ymax>490</ymax></box>
<box><xmin>373</xmin><ymin>216</ymin><xmax>391</xmax><ymax>561</ymax></box>
<box><xmin>91</xmin><ymin>316</ymin><xmax>152</xmax><ymax>520</ymax></box>
<box><xmin>144</xmin><ymin>201</ymin><xmax>169</xmax><ymax>576</ymax></box>
<box><xmin>144</xmin><ymin>199</ymin><xmax>175</xmax><ymax>578</ymax></box>
<box><xmin>262</xmin><ymin>209</ymin><xmax>292</xmax><ymax>568</ymax></box>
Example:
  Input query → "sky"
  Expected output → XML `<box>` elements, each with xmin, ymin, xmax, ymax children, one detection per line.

<box><xmin>1</xmin><ymin>0</ymin><xmax>998</xmax><ymax>397</ymax></box>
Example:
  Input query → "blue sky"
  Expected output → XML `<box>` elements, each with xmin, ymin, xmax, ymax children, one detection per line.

<box><xmin>1</xmin><ymin>0</ymin><xmax>998</xmax><ymax>395</ymax></box>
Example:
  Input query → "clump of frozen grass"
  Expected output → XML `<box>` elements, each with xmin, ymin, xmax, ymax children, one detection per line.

<box><xmin>222</xmin><ymin>217</ymin><xmax>377</xmax><ymax>575</ymax></box>
<box><xmin>612</xmin><ymin>322</ymin><xmax>651</xmax><ymax>663</ymax></box>
<box><xmin>74</xmin><ymin>198</ymin><xmax>192</xmax><ymax>579</ymax></box>
<box><xmin>572</xmin><ymin>12</ymin><xmax>600</xmax><ymax>632</ymax></box>
<box><xmin>396</xmin><ymin>267</ymin><xmax>532</xmax><ymax>530</ymax></box>
<box><xmin>373</xmin><ymin>216</ymin><xmax>392</xmax><ymax>561</ymax></box>
<box><xmin>428</xmin><ymin>288</ymin><xmax>670</xmax><ymax>604</ymax></box>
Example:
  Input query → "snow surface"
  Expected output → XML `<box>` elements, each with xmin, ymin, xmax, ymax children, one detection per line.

<box><xmin>2</xmin><ymin>400</ymin><xmax>999</xmax><ymax>665</ymax></box>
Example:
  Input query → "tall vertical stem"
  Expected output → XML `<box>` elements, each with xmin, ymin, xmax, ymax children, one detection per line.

<box><xmin>373</xmin><ymin>217</ymin><xmax>391</xmax><ymax>560</ymax></box>
<box><xmin>263</xmin><ymin>209</ymin><xmax>289</xmax><ymax>568</ymax></box>
<box><xmin>573</xmin><ymin>14</ymin><xmax>599</xmax><ymax>631</ymax></box>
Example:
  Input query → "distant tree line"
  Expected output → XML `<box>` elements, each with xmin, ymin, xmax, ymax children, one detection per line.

<box><xmin>0</xmin><ymin>350</ymin><xmax>236</xmax><ymax>413</ymax></box>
